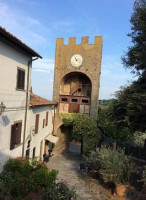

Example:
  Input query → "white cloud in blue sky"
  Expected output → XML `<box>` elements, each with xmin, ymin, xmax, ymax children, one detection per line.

<box><xmin>0</xmin><ymin>0</ymin><xmax>136</xmax><ymax>100</ymax></box>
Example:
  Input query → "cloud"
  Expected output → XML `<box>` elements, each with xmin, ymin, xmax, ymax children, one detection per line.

<box><xmin>52</xmin><ymin>20</ymin><xmax>73</xmax><ymax>29</ymax></box>
<box><xmin>34</xmin><ymin>69</ymin><xmax>50</xmax><ymax>73</ymax></box>
<box><xmin>32</xmin><ymin>58</ymin><xmax>54</xmax><ymax>73</ymax></box>
<box><xmin>48</xmin><ymin>79</ymin><xmax>53</xmax><ymax>82</ymax></box>
<box><xmin>99</xmin><ymin>85</ymin><xmax>118</xmax><ymax>99</ymax></box>
<box><xmin>101</xmin><ymin>55</ymin><xmax>135</xmax><ymax>81</ymax></box>
<box><xmin>0</xmin><ymin>1</ymin><xmax>48</xmax><ymax>48</ymax></box>
<box><xmin>99</xmin><ymin>54</ymin><xmax>136</xmax><ymax>99</ymax></box>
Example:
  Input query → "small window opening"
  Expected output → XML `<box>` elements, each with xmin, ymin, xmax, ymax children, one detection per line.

<box><xmin>17</xmin><ymin>68</ymin><xmax>25</xmax><ymax>90</ymax></box>
<box><xmin>72</xmin><ymin>99</ymin><xmax>78</xmax><ymax>103</ymax></box>
<box><xmin>82</xmin><ymin>99</ymin><xmax>89</xmax><ymax>104</ymax></box>
<box><xmin>62</xmin><ymin>98</ymin><xmax>68</xmax><ymax>102</ymax></box>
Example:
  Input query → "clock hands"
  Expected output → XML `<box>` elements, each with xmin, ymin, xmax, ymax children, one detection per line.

<box><xmin>71</xmin><ymin>54</ymin><xmax>82</xmax><ymax>67</ymax></box>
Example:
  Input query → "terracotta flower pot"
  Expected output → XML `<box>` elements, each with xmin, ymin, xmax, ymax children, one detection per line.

<box><xmin>92</xmin><ymin>169</ymin><xmax>99</xmax><ymax>178</ymax></box>
<box><xmin>108</xmin><ymin>188</ymin><xmax>117</xmax><ymax>199</ymax></box>
<box><xmin>139</xmin><ymin>186</ymin><xmax>146</xmax><ymax>200</ymax></box>
<box><xmin>115</xmin><ymin>184</ymin><xmax>129</xmax><ymax>197</ymax></box>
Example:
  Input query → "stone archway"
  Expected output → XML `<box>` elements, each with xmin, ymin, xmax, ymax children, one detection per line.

<box><xmin>53</xmin><ymin>124</ymin><xmax>71</xmax><ymax>154</ymax></box>
<box><xmin>60</xmin><ymin>71</ymin><xmax>92</xmax><ymax>97</ymax></box>
<box><xmin>59</xmin><ymin>72</ymin><xmax>92</xmax><ymax>115</ymax></box>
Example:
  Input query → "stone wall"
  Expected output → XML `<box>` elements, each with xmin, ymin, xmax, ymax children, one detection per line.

<box><xmin>53</xmin><ymin>36</ymin><xmax>102</xmax><ymax>121</ymax></box>
<box><xmin>53</xmin><ymin>36</ymin><xmax>102</xmax><ymax>153</ymax></box>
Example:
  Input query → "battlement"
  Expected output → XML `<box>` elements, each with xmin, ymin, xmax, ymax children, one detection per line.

<box><xmin>56</xmin><ymin>36</ymin><xmax>102</xmax><ymax>46</ymax></box>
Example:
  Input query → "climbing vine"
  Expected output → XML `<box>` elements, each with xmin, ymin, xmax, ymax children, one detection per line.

<box><xmin>59</xmin><ymin>113</ymin><xmax>101</xmax><ymax>155</ymax></box>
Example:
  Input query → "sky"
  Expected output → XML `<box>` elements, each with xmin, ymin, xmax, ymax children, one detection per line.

<box><xmin>0</xmin><ymin>0</ymin><xmax>136</xmax><ymax>100</ymax></box>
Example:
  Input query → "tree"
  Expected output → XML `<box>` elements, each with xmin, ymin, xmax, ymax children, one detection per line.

<box><xmin>60</xmin><ymin>113</ymin><xmax>101</xmax><ymax>155</ymax></box>
<box><xmin>97</xmin><ymin>0</ymin><xmax>146</xmax><ymax>140</ymax></box>
<box><xmin>107</xmin><ymin>0</ymin><xmax>146</xmax><ymax>133</ymax></box>
<box><xmin>122</xmin><ymin>0</ymin><xmax>146</xmax><ymax>76</ymax></box>
<box><xmin>97</xmin><ymin>101</ymin><xmax>132</xmax><ymax>140</ymax></box>
<box><xmin>106</xmin><ymin>81</ymin><xmax>146</xmax><ymax>132</ymax></box>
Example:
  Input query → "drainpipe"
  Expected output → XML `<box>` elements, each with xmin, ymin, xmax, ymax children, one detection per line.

<box><xmin>22</xmin><ymin>57</ymin><xmax>39</xmax><ymax>157</ymax></box>
<box><xmin>52</xmin><ymin>104</ymin><xmax>56</xmax><ymax>135</ymax></box>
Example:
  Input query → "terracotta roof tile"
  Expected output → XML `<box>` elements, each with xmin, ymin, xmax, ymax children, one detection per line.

<box><xmin>0</xmin><ymin>26</ymin><xmax>42</xmax><ymax>58</ymax></box>
<box><xmin>30</xmin><ymin>93</ymin><xmax>57</xmax><ymax>107</ymax></box>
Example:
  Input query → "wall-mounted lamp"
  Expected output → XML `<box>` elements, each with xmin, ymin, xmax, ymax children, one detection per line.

<box><xmin>0</xmin><ymin>102</ymin><xmax>6</xmax><ymax>115</ymax></box>
<box><xmin>30</xmin><ymin>126</ymin><xmax>35</xmax><ymax>136</ymax></box>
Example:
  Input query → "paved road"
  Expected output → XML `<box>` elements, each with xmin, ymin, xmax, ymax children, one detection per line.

<box><xmin>47</xmin><ymin>143</ymin><xmax>108</xmax><ymax>200</ymax></box>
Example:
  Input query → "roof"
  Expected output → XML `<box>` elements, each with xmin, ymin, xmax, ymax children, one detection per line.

<box><xmin>30</xmin><ymin>93</ymin><xmax>57</xmax><ymax>107</ymax></box>
<box><xmin>0</xmin><ymin>26</ymin><xmax>42</xmax><ymax>58</ymax></box>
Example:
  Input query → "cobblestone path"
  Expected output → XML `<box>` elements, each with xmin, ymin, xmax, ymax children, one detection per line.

<box><xmin>47</xmin><ymin>147</ymin><xmax>109</xmax><ymax>200</ymax></box>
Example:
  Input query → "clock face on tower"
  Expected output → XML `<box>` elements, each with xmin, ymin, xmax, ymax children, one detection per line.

<box><xmin>71</xmin><ymin>54</ymin><xmax>83</xmax><ymax>67</ymax></box>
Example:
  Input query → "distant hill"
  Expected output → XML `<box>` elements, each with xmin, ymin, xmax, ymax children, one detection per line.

<box><xmin>99</xmin><ymin>99</ymin><xmax>115</xmax><ymax>109</ymax></box>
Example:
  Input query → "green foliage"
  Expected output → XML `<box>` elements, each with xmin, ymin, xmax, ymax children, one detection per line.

<box><xmin>142</xmin><ymin>166</ymin><xmax>146</xmax><ymax>186</ymax></box>
<box><xmin>97</xmin><ymin>105</ymin><xmax>132</xmax><ymax>141</ymax></box>
<box><xmin>60</xmin><ymin>113</ymin><xmax>75</xmax><ymax>126</ymax></box>
<box><xmin>33</xmin><ymin>167</ymin><xmax>58</xmax><ymax>189</ymax></box>
<box><xmin>44</xmin><ymin>180</ymin><xmax>79</xmax><ymax>200</ymax></box>
<box><xmin>106</xmin><ymin>82</ymin><xmax>146</xmax><ymax>132</ymax></box>
<box><xmin>87</xmin><ymin>148</ymin><xmax>137</xmax><ymax>184</ymax></box>
<box><xmin>60</xmin><ymin>113</ymin><xmax>101</xmax><ymax>155</ymax></box>
<box><xmin>0</xmin><ymin>158</ymin><xmax>34</xmax><ymax>197</ymax></box>
<box><xmin>109</xmin><ymin>0</ymin><xmax>146</xmax><ymax>135</ymax></box>
<box><xmin>132</xmin><ymin>131</ymin><xmax>146</xmax><ymax>146</ymax></box>
<box><xmin>0</xmin><ymin>158</ymin><xmax>58</xmax><ymax>199</ymax></box>
<box><xmin>122</xmin><ymin>0</ymin><xmax>146</xmax><ymax>74</ymax></box>
<box><xmin>99</xmin><ymin>99</ymin><xmax>115</xmax><ymax>109</ymax></box>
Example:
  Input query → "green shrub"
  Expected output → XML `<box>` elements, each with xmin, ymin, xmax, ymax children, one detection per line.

<box><xmin>0</xmin><ymin>158</ymin><xmax>58</xmax><ymax>199</ymax></box>
<box><xmin>87</xmin><ymin>148</ymin><xmax>137</xmax><ymax>184</ymax></box>
<box><xmin>44</xmin><ymin>180</ymin><xmax>79</xmax><ymax>200</ymax></box>
<box><xmin>0</xmin><ymin>158</ymin><xmax>34</xmax><ymax>197</ymax></box>
<box><xmin>32</xmin><ymin>167</ymin><xmax>58</xmax><ymax>189</ymax></box>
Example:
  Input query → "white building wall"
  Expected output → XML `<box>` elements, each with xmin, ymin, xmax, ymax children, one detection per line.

<box><xmin>26</xmin><ymin>105</ymin><xmax>54</xmax><ymax>160</ymax></box>
<box><xmin>0</xmin><ymin>40</ymin><xmax>31</xmax><ymax>171</ymax></box>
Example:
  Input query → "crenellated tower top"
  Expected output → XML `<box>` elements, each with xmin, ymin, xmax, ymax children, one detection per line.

<box><xmin>56</xmin><ymin>36</ymin><xmax>102</xmax><ymax>47</ymax></box>
<box><xmin>53</xmin><ymin>36</ymin><xmax>102</xmax><ymax>121</ymax></box>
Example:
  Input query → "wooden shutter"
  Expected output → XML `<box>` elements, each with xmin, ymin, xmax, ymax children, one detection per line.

<box><xmin>21</xmin><ymin>70</ymin><xmax>25</xmax><ymax>89</ymax></box>
<box><xmin>46</xmin><ymin>112</ymin><xmax>48</xmax><ymax>126</ymax></box>
<box><xmin>16</xmin><ymin>123</ymin><xmax>22</xmax><ymax>144</ymax></box>
<box><xmin>17</xmin><ymin>69</ymin><xmax>25</xmax><ymax>89</ymax></box>
<box><xmin>43</xmin><ymin>119</ymin><xmax>45</xmax><ymax>128</ymax></box>
<box><xmin>10</xmin><ymin>125</ymin><xmax>16</xmax><ymax>150</ymax></box>
<box><xmin>10</xmin><ymin>122</ymin><xmax>22</xmax><ymax>150</ymax></box>
<box><xmin>35</xmin><ymin>114</ymin><xmax>39</xmax><ymax>133</ymax></box>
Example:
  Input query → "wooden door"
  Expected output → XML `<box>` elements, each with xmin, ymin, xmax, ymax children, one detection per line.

<box><xmin>69</xmin><ymin>103</ymin><xmax>79</xmax><ymax>113</ymax></box>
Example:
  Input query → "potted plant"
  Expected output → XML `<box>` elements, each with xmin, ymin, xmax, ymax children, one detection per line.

<box><xmin>87</xmin><ymin>147</ymin><xmax>137</xmax><ymax>197</ymax></box>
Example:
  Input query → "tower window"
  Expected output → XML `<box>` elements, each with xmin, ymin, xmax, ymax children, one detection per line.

<box><xmin>71</xmin><ymin>99</ymin><xmax>78</xmax><ymax>103</ymax></box>
<box><xmin>82</xmin><ymin>99</ymin><xmax>89</xmax><ymax>104</ymax></box>
<box><xmin>61</xmin><ymin>98</ymin><xmax>68</xmax><ymax>102</ymax></box>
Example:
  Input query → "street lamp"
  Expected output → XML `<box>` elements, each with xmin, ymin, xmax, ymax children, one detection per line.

<box><xmin>0</xmin><ymin>102</ymin><xmax>6</xmax><ymax>115</ymax></box>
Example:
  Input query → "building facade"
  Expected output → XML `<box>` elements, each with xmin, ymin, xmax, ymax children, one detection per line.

<box><xmin>53</xmin><ymin>36</ymin><xmax>102</xmax><ymax>121</ymax></box>
<box><xmin>26</xmin><ymin>93</ymin><xmax>58</xmax><ymax>160</ymax></box>
<box><xmin>0</xmin><ymin>27</ymin><xmax>41</xmax><ymax>171</ymax></box>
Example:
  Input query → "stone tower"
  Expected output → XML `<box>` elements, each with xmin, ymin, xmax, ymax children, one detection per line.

<box><xmin>53</xmin><ymin>36</ymin><xmax>102</xmax><ymax>121</ymax></box>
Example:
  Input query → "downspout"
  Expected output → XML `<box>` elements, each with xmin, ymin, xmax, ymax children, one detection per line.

<box><xmin>52</xmin><ymin>104</ymin><xmax>56</xmax><ymax>135</ymax></box>
<box><xmin>22</xmin><ymin>57</ymin><xmax>39</xmax><ymax>157</ymax></box>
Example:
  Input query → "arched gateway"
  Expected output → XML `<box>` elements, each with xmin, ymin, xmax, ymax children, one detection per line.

<box><xmin>59</xmin><ymin>72</ymin><xmax>92</xmax><ymax>115</ymax></box>
<box><xmin>52</xmin><ymin>36</ymin><xmax>102</xmax><ymax>153</ymax></box>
